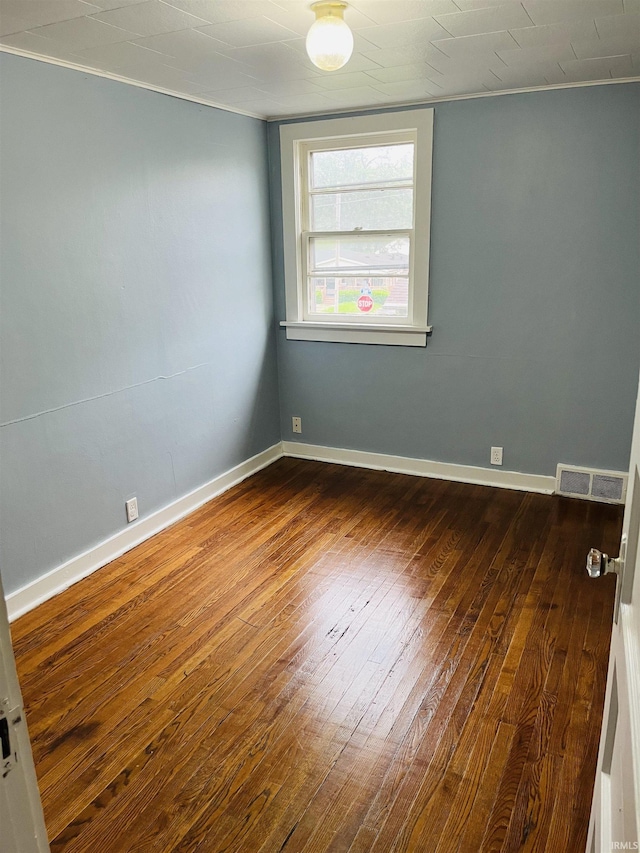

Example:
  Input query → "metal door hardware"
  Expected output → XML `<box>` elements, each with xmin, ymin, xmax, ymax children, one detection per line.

<box><xmin>586</xmin><ymin>548</ymin><xmax>624</xmax><ymax>578</ymax></box>
<box><xmin>587</xmin><ymin>536</ymin><xmax>627</xmax><ymax>623</ymax></box>
<box><xmin>0</xmin><ymin>717</ymin><xmax>10</xmax><ymax>759</ymax></box>
<box><xmin>0</xmin><ymin>698</ymin><xmax>21</xmax><ymax>778</ymax></box>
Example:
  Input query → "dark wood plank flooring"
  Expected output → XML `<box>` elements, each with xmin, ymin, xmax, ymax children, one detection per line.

<box><xmin>11</xmin><ymin>458</ymin><xmax>620</xmax><ymax>852</ymax></box>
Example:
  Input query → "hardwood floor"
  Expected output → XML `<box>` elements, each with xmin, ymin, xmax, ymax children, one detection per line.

<box><xmin>11</xmin><ymin>458</ymin><xmax>620</xmax><ymax>852</ymax></box>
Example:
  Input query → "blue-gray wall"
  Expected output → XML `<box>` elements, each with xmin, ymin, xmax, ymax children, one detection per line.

<box><xmin>0</xmin><ymin>54</ymin><xmax>280</xmax><ymax>596</ymax></box>
<box><xmin>1</xmin><ymin>57</ymin><xmax>639</xmax><ymax>601</ymax></box>
<box><xmin>269</xmin><ymin>84</ymin><xmax>640</xmax><ymax>476</ymax></box>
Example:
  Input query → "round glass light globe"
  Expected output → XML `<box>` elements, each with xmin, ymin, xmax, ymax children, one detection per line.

<box><xmin>306</xmin><ymin>14</ymin><xmax>354</xmax><ymax>71</ymax></box>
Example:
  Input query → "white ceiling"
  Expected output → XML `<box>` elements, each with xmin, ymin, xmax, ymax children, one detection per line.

<box><xmin>0</xmin><ymin>0</ymin><xmax>638</xmax><ymax>119</ymax></box>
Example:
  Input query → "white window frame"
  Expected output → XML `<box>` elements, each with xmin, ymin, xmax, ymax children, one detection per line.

<box><xmin>279</xmin><ymin>109</ymin><xmax>434</xmax><ymax>347</ymax></box>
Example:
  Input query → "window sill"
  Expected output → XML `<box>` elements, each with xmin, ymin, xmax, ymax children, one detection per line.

<box><xmin>280</xmin><ymin>321</ymin><xmax>431</xmax><ymax>347</ymax></box>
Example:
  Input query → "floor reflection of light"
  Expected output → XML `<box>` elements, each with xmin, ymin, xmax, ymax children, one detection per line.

<box><xmin>284</xmin><ymin>549</ymin><xmax>419</xmax><ymax>765</ymax></box>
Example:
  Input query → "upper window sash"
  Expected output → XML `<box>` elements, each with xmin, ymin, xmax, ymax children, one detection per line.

<box><xmin>299</xmin><ymin>133</ymin><xmax>417</xmax><ymax>235</ymax></box>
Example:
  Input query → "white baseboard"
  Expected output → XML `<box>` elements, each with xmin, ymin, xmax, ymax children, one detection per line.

<box><xmin>6</xmin><ymin>443</ymin><xmax>283</xmax><ymax>622</ymax></box>
<box><xmin>282</xmin><ymin>441</ymin><xmax>556</xmax><ymax>495</ymax></box>
<box><xmin>6</xmin><ymin>440</ymin><xmax>557</xmax><ymax>622</ymax></box>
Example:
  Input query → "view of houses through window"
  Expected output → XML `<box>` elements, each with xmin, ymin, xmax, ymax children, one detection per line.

<box><xmin>305</xmin><ymin>142</ymin><xmax>414</xmax><ymax>320</ymax></box>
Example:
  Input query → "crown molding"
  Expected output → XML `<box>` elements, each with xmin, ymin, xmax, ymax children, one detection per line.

<box><xmin>0</xmin><ymin>46</ymin><xmax>266</xmax><ymax>120</ymax></box>
<box><xmin>268</xmin><ymin>75</ymin><xmax>640</xmax><ymax>122</ymax></box>
<box><xmin>3</xmin><ymin>44</ymin><xmax>637</xmax><ymax>125</ymax></box>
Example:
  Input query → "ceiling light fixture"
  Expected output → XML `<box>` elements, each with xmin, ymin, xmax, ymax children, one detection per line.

<box><xmin>306</xmin><ymin>2</ymin><xmax>354</xmax><ymax>72</ymax></box>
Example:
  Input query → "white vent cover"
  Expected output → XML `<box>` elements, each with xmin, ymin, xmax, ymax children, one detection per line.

<box><xmin>556</xmin><ymin>464</ymin><xmax>627</xmax><ymax>504</ymax></box>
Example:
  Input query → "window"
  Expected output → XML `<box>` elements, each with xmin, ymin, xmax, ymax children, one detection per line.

<box><xmin>279</xmin><ymin>109</ymin><xmax>434</xmax><ymax>346</ymax></box>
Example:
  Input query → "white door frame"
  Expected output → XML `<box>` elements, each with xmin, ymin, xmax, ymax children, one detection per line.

<box><xmin>0</xmin><ymin>571</ymin><xmax>50</xmax><ymax>853</ymax></box>
<box><xmin>587</xmin><ymin>369</ymin><xmax>640</xmax><ymax>851</ymax></box>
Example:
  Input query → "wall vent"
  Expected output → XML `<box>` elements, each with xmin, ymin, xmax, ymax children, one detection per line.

<box><xmin>556</xmin><ymin>465</ymin><xmax>627</xmax><ymax>504</ymax></box>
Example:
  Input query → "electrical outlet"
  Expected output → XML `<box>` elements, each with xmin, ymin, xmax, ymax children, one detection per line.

<box><xmin>292</xmin><ymin>416</ymin><xmax>302</xmax><ymax>434</ymax></box>
<box><xmin>491</xmin><ymin>447</ymin><xmax>503</xmax><ymax>466</ymax></box>
<box><xmin>125</xmin><ymin>497</ymin><xmax>139</xmax><ymax>523</ymax></box>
